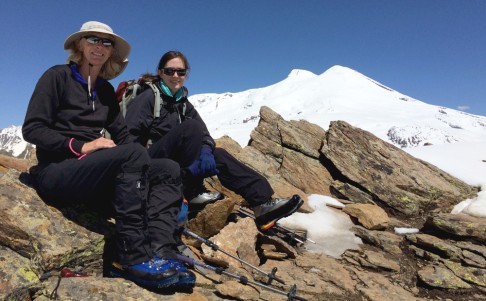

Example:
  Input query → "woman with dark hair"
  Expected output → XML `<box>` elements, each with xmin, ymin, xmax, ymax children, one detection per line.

<box><xmin>22</xmin><ymin>22</ymin><xmax>194</xmax><ymax>290</ymax></box>
<box><xmin>125</xmin><ymin>50</ymin><xmax>303</xmax><ymax>231</ymax></box>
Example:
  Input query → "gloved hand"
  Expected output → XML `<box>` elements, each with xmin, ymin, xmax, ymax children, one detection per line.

<box><xmin>187</xmin><ymin>158</ymin><xmax>203</xmax><ymax>177</ymax></box>
<box><xmin>199</xmin><ymin>145</ymin><xmax>219</xmax><ymax>176</ymax></box>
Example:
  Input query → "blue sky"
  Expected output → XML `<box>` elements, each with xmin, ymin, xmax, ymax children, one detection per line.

<box><xmin>1</xmin><ymin>0</ymin><xmax>485</xmax><ymax>129</ymax></box>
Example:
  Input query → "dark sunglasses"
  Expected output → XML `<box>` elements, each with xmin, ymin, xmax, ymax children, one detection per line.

<box><xmin>161</xmin><ymin>68</ymin><xmax>188</xmax><ymax>76</ymax></box>
<box><xmin>84</xmin><ymin>35</ymin><xmax>115</xmax><ymax>47</ymax></box>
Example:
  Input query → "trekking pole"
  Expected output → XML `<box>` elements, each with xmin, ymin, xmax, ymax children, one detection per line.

<box><xmin>176</xmin><ymin>254</ymin><xmax>308</xmax><ymax>301</ymax></box>
<box><xmin>237</xmin><ymin>206</ymin><xmax>316</xmax><ymax>244</ymax></box>
<box><xmin>182</xmin><ymin>227</ymin><xmax>285</xmax><ymax>285</ymax></box>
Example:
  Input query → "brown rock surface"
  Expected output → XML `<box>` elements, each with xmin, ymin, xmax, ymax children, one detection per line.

<box><xmin>2</xmin><ymin>106</ymin><xmax>485</xmax><ymax>301</ymax></box>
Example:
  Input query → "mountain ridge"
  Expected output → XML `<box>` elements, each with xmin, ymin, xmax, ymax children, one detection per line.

<box><xmin>2</xmin><ymin>65</ymin><xmax>485</xmax><ymax>159</ymax></box>
<box><xmin>190</xmin><ymin>65</ymin><xmax>486</xmax><ymax>148</ymax></box>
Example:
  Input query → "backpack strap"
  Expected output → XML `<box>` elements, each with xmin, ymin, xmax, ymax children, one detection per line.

<box><xmin>145</xmin><ymin>81</ymin><xmax>163</xmax><ymax>118</ymax></box>
<box><xmin>120</xmin><ymin>79</ymin><xmax>140</xmax><ymax>117</ymax></box>
<box><xmin>144</xmin><ymin>81</ymin><xmax>165</xmax><ymax>148</ymax></box>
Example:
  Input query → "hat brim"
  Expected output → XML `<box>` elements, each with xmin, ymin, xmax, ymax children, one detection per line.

<box><xmin>64</xmin><ymin>31</ymin><xmax>130</xmax><ymax>63</ymax></box>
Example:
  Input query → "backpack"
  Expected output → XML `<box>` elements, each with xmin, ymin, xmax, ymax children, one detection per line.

<box><xmin>109</xmin><ymin>78</ymin><xmax>186</xmax><ymax>146</ymax></box>
<box><xmin>115</xmin><ymin>79</ymin><xmax>162</xmax><ymax>118</ymax></box>
<box><xmin>115</xmin><ymin>78</ymin><xmax>187</xmax><ymax>118</ymax></box>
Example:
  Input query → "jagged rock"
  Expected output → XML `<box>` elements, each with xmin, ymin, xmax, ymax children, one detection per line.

<box><xmin>321</xmin><ymin>120</ymin><xmax>477</xmax><ymax>217</ymax></box>
<box><xmin>0</xmin><ymin>154</ymin><xmax>32</xmax><ymax>172</ymax></box>
<box><xmin>213</xmin><ymin>135</ymin><xmax>310</xmax><ymax>211</ymax></box>
<box><xmin>237</xmin><ymin>242</ymin><xmax>260</xmax><ymax>270</ymax></box>
<box><xmin>257</xmin><ymin>233</ymin><xmax>297</xmax><ymax>259</ymax></box>
<box><xmin>406</xmin><ymin>233</ymin><xmax>463</xmax><ymax>261</ymax></box>
<box><xmin>410</xmin><ymin>245</ymin><xmax>443</xmax><ymax>262</ymax></box>
<box><xmin>331</xmin><ymin>180</ymin><xmax>376</xmax><ymax>205</ymax></box>
<box><xmin>457</xmin><ymin>241</ymin><xmax>486</xmax><ymax>259</ymax></box>
<box><xmin>0</xmin><ymin>245</ymin><xmax>38</xmax><ymax>299</ymax></box>
<box><xmin>260</xmin><ymin>254</ymin><xmax>357</xmax><ymax>300</ymax></box>
<box><xmin>0</xmin><ymin>169</ymin><xmax>105</xmax><ymax>274</ymax></box>
<box><xmin>3</xmin><ymin>106</ymin><xmax>486</xmax><ymax>300</ymax></box>
<box><xmin>352</xmin><ymin>268</ymin><xmax>426</xmax><ymax>301</ymax></box>
<box><xmin>462</xmin><ymin>249</ymin><xmax>486</xmax><ymax>269</ymax></box>
<box><xmin>216</xmin><ymin>280</ymin><xmax>260</xmax><ymax>301</ymax></box>
<box><xmin>294</xmin><ymin>252</ymin><xmax>357</xmax><ymax>293</ymax></box>
<box><xmin>250</xmin><ymin>106</ymin><xmax>327</xmax><ymax>159</ymax></box>
<box><xmin>344</xmin><ymin>249</ymin><xmax>401</xmax><ymax>272</ymax></box>
<box><xmin>250</xmin><ymin>106</ymin><xmax>334</xmax><ymax>196</ymax></box>
<box><xmin>456</xmin><ymin>241</ymin><xmax>486</xmax><ymax>268</ymax></box>
<box><xmin>343</xmin><ymin>203</ymin><xmax>389</xmax><ymax>230</ymax></box>
<box><xmin>388</xmin><ymin>217</ymin><xmax>415</xmax><ymax>229</ymax></box>
<box><xmin>186</xmin><ymin>198</ymin><xmax>237</xmax><ymax>247</ymax></box>
<box><xmin>201</xmin><ymin>217</ymin><xmax>259</xmax><ymax>268</ymax></box>
<box><xmin>426</xmin><ymin>213</ymin><xmax>486</xmax><ymax>243</ymax></box>
<box><xmin>36</xmin><ymin>276</ymin><xmax>204</xmax><ymax>301</ymax></box>
<box><xmin>352</xmin><ymin>225</ymin><xmax>403</xmax><ymax>254</ymax></box>
<box><xmin>417</xmin><ymin>264</ymin><xmax>472</xmax><ymax>289</ymax></box>
<box><xmin>260</xmin><ymin>249</ymin><xmax>288</xmax><ymax>260</ymax></box>
<box><xmin>442</xmin><ymin>260</ymin><xmax>486</xmax><ymax>287</ymax></box>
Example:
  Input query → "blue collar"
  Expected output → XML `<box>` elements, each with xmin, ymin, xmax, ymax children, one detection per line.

<box><xmin>159</xmin><ymin>80</ymin><xmax>184</xmax><ymax>102</ymax></box>
<box><xmin>70</xmin><ymin>63</ymin><xmax>105</xmax><ymax>99</ymax></box>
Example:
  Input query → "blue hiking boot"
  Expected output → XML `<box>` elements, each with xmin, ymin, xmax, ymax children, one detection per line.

<box><xmin>160</xmin><ymin>258</ymin><xmax>196</xmax><ymax>287</ymax></box>
<box><xmin>110</xmin><ymin>258</ymin><xmax>179</xmax><ymax>289</ymax></box>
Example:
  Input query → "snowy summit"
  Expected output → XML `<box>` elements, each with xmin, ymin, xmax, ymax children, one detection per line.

<box><xmin>190</xmin><ymin>65</ymin><xmax>486</xmax><ymax>224</ymax></box>
<box><xmin>190</xmin><ymin>65</ymin><xmax>486</xmax><ymax>188</ymax></box>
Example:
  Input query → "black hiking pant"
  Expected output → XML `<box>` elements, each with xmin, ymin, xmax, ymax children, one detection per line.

<box><xmin>34</xmin><ymin>143</ymin><xmax>182</xmax><ymax>265</ymax></box>
<box><xmin>148</xmin><ymin>119</ymin><xmax>273</xmax><ymax>207</ymax></box>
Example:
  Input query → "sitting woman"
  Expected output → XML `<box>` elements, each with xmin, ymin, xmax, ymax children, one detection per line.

<box><xmin>22</xmin><ymin>22</ymin><xmax>194</xmax><ymax>289</ymax></box>
<box><xmin>124</xmin><ymin>50</ymin><xmax>303</xmax><ymax>230</ymax></box>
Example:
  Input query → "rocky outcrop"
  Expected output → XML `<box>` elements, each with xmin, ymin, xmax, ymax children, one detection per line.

<box><xmin>1</xmin><ymin>106</ymin><xmax>485</xmax><ymax>301</ymax></box>
<box><xmin>321</xmin><ymin>119</ymin><xmax>476</xmax><ymax>217</ymax></box>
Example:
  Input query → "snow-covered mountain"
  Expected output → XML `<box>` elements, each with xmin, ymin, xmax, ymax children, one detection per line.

<box><xmin>2</xmin><ymin>65</ymin><xmax>485</xmax><ymax>163</ymax></box>
<box><xmin>0</xmin><ymin>125</ymin><xmax>33</xmax><ymax>159</ymax></box>
<box><xmin>190</xmin><ymin>65</ymin><xmax>486</xmax><ymax>148</ymax></box>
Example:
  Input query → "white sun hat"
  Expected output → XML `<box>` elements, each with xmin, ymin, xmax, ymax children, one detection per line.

<box><xmin>64</xmin><ymin>21</ymin><xmax>130</xmax><ymax>79</ymax></box>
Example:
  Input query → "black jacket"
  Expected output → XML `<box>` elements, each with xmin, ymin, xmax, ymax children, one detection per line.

<box><xmin>22</xmin><ymin>64</ymin><xmax>130</xmax><ymax>164</ymax></box>
<box><xmin>125</xmin><ymin>83</ymin><xmax>215</xmax><ymax>149</ymax></box>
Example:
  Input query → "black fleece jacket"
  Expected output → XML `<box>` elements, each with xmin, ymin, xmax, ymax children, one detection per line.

<box><xmin>124</xmin><ymin>83</ymin><xmax>215</xmax><ymax>150</ymax></box>
<box><xmin>22</xmin><ymin>64</ymin><xmax>130</xmax><ymax>164</ymax></box>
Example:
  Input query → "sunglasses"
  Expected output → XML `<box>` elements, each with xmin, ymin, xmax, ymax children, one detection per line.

<box><xmin>161</xmin><ymin>68</ymin><xmax>188</xmax><ymax>76</ymax></box>
<box><xmin>84</xmin><ymin>35</ymin><xmax>115</xmax><ymax>47</ymax></box>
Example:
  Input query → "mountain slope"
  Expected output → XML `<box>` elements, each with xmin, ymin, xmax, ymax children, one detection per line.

<box><xmin>2</xmin><ymin>65</ymin><xmax>485</xmax><ymax>160</ymax></box>
<box><xmin>0</xmin><ymin>125</ymin><xmax>32</xmax><ymax>159</ymax></box>
<box><xmin>190</xmin><ymin>65</ymin><xmax>486</xmax><ymax>148</ymax></box>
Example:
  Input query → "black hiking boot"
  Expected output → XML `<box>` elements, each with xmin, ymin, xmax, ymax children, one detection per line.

<box><xmin>252</xmin><ymin>195</ymin><xmax>304</xmax><ymax>231</ymax></box>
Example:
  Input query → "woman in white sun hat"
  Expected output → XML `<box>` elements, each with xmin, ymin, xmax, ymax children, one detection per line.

<box><xmin>63</xmin><ymin>21</ymin><xmax>130</xmax><ymax>81</ymax></box>
<box><xmin>22</xmin><ymin>21</ymin><xmax>195</xmax><ymax>290</ymax></box>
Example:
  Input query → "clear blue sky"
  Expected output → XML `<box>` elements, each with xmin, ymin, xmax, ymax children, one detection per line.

<box><xmin>1</xmin><ymin>0</ymin><xmax>485</xmax><ymax>129</ymax></box>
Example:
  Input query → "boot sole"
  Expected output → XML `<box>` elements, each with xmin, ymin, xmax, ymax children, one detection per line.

<box><xmin>177</xmin><ymin>272</ymin><xmax>196</xmax><ymax>287</ymax></box>
<box><xmin>256</xmin><ymin>195</ymin><xmax>304</xmax><ymax>231</ymax></box>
